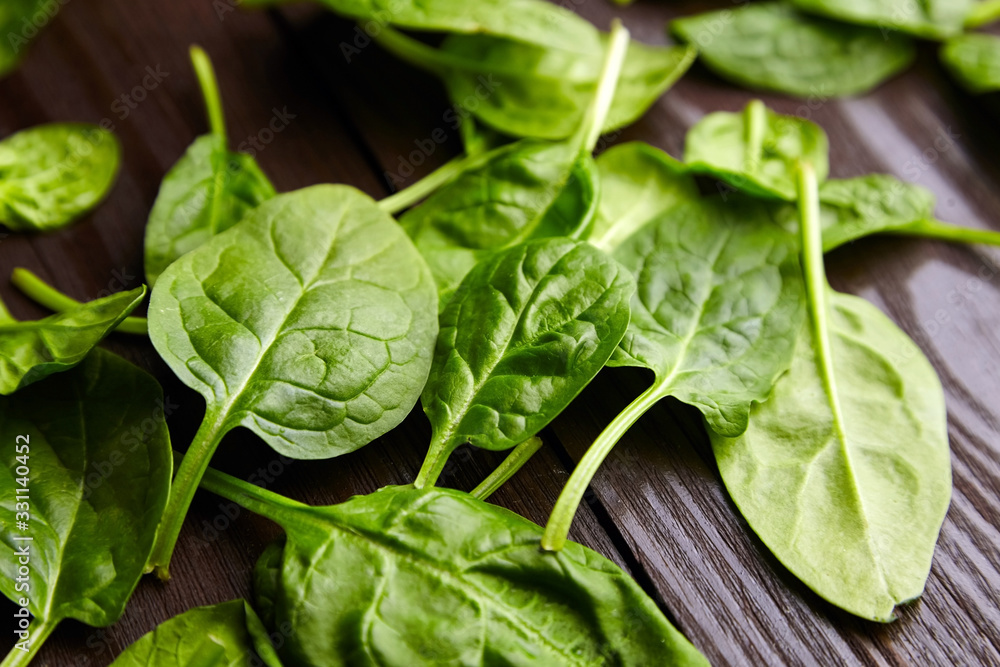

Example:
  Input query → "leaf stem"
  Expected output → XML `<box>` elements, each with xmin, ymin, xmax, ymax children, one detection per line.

<box><xmin>470</xmin><ymin>437</ymin><xmax>543</xmax><ymax>500</ymax></box>
<box><xmin>0</xmin><ymin>617</ymin><xmax>58</xmax><ymax>667</ymax></box>
<box><xmin>577</xmin><ymin>20</ymin><xmax>630</xmax><ymax>154</ymax></box>
<box><xmin>413</xmin><ymin>433</ymin><xmax>456</xmax><ymax>489</ymax></box>
<box><xmin>147</xmin><ymin>413</ymin><xmax>228</xmax><ymax>580</ymax></box>
<box><xmin>190</xmin><ymin>46</ymin><xmax>227</xmax><ymax>141</ymax></box>
<box><xmin>965</xmin><ymin>0</ymin><xmax>1000</xmax><ymax>28</ymax></box>
<box><xmin>370</xmin><ymin>27</ymin><xmax>458</xmax><ymax>77</ymax></box>
<box><xmin>744</xmin><ymin>100</ymin><xmax>767</xmax><ymax>174</ymax></box>
<box><xmin>10</xmin><ymin>268</ymin><xmax>148</xmax><ymax>335</ymax></box>
<box><xmin>378</xmin><ymin>154</ymin><xmax>475</xmax><ymax>215</ymax></box>
<box><xmin>897</xmin><ymin>219</ymin><xmax>1000</xmax><ymax>248</ymax></box>
<box><xmin>198</xmin><ymin>461</ymin><xmax>308</xmax><ymax>522</ymax></box>
<box><xmin>542</xmin><ymin>383</ymin><xmax>663</xmax><ymax>551</ymax></box>
<box><xmin>0</xmin><ymin>295</ymin><xmax>15</xmax><ymax>324</ymax></box>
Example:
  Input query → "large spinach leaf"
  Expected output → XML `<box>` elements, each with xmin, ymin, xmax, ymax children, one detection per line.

<box><xmin>414</xmin><ymin>238</ymin><xmax>634</xmax><ymax>487</ymax></box>
<box><xmin>375</xmin><ymin>26</ymin><xmax>695</xmax><ymax>140</ymax></box>
<box><xmin>587</xmin><ymin>142</ymin><xmax>699</xmax><ymax>253</ymax></box>
<box><xmin>0</xmin><ymin>350</ymin><xmax>172</xmax><ymax>663</ymax></box>
<box><xmin>684</xmin><ymin>100</ymin><xmax>830</xmax><ymax>201</ymax></box>
<box><xmin>0</xmin><ymin>286</ymin><xmax>146</xmax><ymax>394</ymax></box>
<box><xmin>709</xmin><ymin>164</ymin><xmax>951</xmax><ymax>621</ymax></box>
<box><xmin>543</xmin><ymin>194</ymin><xmax>805</xmax><ymax>550</ymax></box>
<box><xmin>146</xmin><ymin>184</ymin><xmax>438</xmax><ymax>577</ymax></box>
<box><xmin>0</xmin><ymin>1</ymin><xmax>60</xmax><ymax>78</ymax></box>
<box><xmin>0</xmin><ymin>124</ymin><xmax>121</xmax><ymax>232</ymax></box>
<box><xmin>399</xmin><ymin>22</ymin><xmax>630</xmax><ymax>305</ymax></box>
<box><xmin>671</xmin><ymin>4</ymin><xmax>915</xmax><ymax>97</ymax></box>
<box><xmin>110</xmin><ymin>600</ymin><xmax>282</xmax><ymax>666</ymax></box>
<box><xmin>790</xmin><ymin>0</ymin><xmax>973</xmax><ymax>39</ymax></box>
<box><xmin>144</xmin><ymin>46</ymin><xmax>275</xmax><ymax>285</ymax></box>
<box><xmin>941</xmin><ymin>33</ymin><xmax>1000</xmax><ymax>94</ymax></box>
<box><xmin>197</xmin><ymin>470</ymin><xmax>708</xmax><ymax>666</ymax></box>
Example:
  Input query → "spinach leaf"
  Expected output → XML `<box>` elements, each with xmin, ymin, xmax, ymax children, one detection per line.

<box><xmin>0</xmin><ymin>349</ymin><xmax>172</xmax><ymax>663</ymax></box>
<box><xmin>790</xmin><ymin>0</ymin><xmax>973</xmax><ymax>39</ymax></box>
<box><xmin>374</xmin><ymin>26</ymin><xmax>695</xmax><ymax>140</ymax></box>
<box><xmin>198</xmin><ymin>470</ymin><xmax>708</xmax><ymax>666</ymax></box>
<box><xmin>146</xmin><ymin>184</ymin><xmax>438</xmax><ymax>578</ymax></box>
<box><xmin>144</xmin><ymin>46</ymin><xmax>275</xmax><ymax>285</ymax></box>
<box><xmin>684</xmin><ymin>100</ymin><xmax>830</xmax><ymax>201</ymax></box>
<box><xmin>941</xmin><ymin>33</ymin><xmax>1000</xmax><ymax>94</ymax></box>
<box><xmin>414</xmin><ymin>238</ymin><xmax>635</xmax><ymax>487</ymax></box>
<box><xmin>0</xmin><ymin>285</ymin><xmax>146</xmax><ymax>394</ymax></box>
<box><xmin>241</xmin><ymin>0</ymin><xmax>599</xmax><ymax>53</ymax></box>
<box><xmin>671</xmin><ymin>4</ymin><xmax>915</xmax><ymax>98</ymax></box>
<box><xmin>543</xmin><ymin>194</ymin><xmax>805</xmax><ymax>550</ymax></box>
<box><xmin>110</xmin><ymin>600</ymin><xmax>282</xmax><ymax>666</ymax></box>
<box><xmin>0</xmin><ymin>124</ymin><xmax>121</xmax><ymax>232</ymax></box>
<box><xmin>399</xmin><ymin>21</ymin><xmax>630</xmax><ymax>304</ymax></box>
<box><xmin>587</xmin><ymin>142</ymin><xmax>699</xmax><ymax>253</ymax></box>
<box><xmin>709</xmin><ymin>164</ymin><xmax>951</xmax><ymax>621</ymax></box>
<box><xmin>0</xmin><ymin>1</ymin><xmax>60</xmax><ymax>78</ymax></box>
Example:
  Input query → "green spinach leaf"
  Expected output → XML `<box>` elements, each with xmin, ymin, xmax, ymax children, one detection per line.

<box><xmin>684</xmin><ymin>100</ymin><xmax>830</xmax><ymax>201</ymax></box>
<box><xmin>414</xmin><ymin>238</ymin><xmax>635</xmax><ymax>487</ymax></box>
<box><xmin>790</xmin><ymin>0</ymin><xmax>973</xmax><ymax>39</ymax></box>
<box><xmin>0</xmin><ymin>124</ymin><xmax>121</xmax><ymax>232</ymax></box>
<box><xmin>144</xmin><ymin>46</ymin><xmax>275</xmax><ymax>285</ymax></box>
<box><xmin>146</xmin><ymin>184</ymin><xmax>438</xmax><ymax>578</ymax></box>
<box><xmin>0</xmin><ymin>349</ymin><xmax>172</xmax><ymax>663</ymax></box>
<box><xmin>671</xmin><ymin>4</ymin><xmax>915</xmax><ymax>98</ymax></box>
<box><xmin>0</xmin><ymin>286</ymin><xmax>146</xmax><ymax>394</ymax></box>
<box><xmin>198</xmin><ymin>470</ymin><xmax>708</xmax><ymax>666</ymax></box>
<box><xmin>0</xmin><ymin>1</ymin><xmax>61</xmax><ymax>78</ymax></box>
<box><xmin>110</xmin><ymin>600</ymin><xmax>282</xmax><ymax>666</ymax></box>
<box><xmin>941</xmin><ymin>33</ymin><xmax>1000</xmax><ymax>94</ymax></box>
<box><xmin>375</xmin><ymin>26</ymin><xmax>695</xmax><ymax>140</ymax></box>
<box><xmin>709</xmin><ymin>164</ymin><xmax>951</xmax><ymax>621</ymax></box>
<box><xmin>587</xmin><ymin>142</ymin><xmax>699</xmax><ymax>253</ymax></box>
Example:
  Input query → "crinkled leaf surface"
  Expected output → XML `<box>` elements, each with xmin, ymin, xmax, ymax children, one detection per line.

<box><xmin>0</xmin><ymin>286</ymin><xmax>146</xmax><ymax>395</ymax></box>
<box><xmin>110</xmin><ymin>600</ymin><xmax>283</xmax><ymax>667</ymax></box>
<box><xmin>587</xmin><ymin>142</ymin><xmax>699</xmax><ymax>253</ymax></box>
<box><xmin>247</xmin><ymin>485</ymin><xmax>708</xmax><ymax>666</ymax></box>
<box><xmin>144</xmin><ymin>134</ymin><xmax>275</xmax><ymax>285</ymax></box>
<box><xmin>0</xmin><ymin>124</ymin><xmax>121</xmax><ymax>231</ymax></box>
<box><xmin>435</xmin><ymin>33</ymin><xmax>695</xmax><ymax>140</ymax></box>
<box><xmin>400</xmin><ymin>141</ymin><xmax>599</xmax><ymax>305</ymax></box>
<box><xmin>711</xmin><ymin>291</ymin><xmax>951</xmax><ymax>621</ymax></box>
<box><xmin>149</xmin><ymin>184</ymin><xmax>438</xmax><ymax>460</ymax></box>
<box><xmin>422</xmin><ymin>238</ymin><xmax>634</xmax><ymax>457</ymax></box>
<box><xmin>0</xmin><ymin>349</ymin><xmax>172</xmax><ymax>627</ymax></box>
<box><xmin>941</xmin><ymin>33</ymin><xmax>1000</xmax><ymax>94</ymax></box>
<box><xmin>611</xmin><ymin>197</ymin><xmax>805</xmax><ymax>436</ymax></box>
<box><xmin>685</xmin><ymin>101</ymin><xmax>829</xmax><ymax>201</ymax></box>
<box><xmin>0</xmin><ymin>0</ymin><xmax>60</xmax><ymax>77</ymax></box>
<box><xmin>671</xmin><ymin>3</ymin><xmax>915</xmax><ymax>98</ymax></box>
<box><xmin>790</xmin><ymin>0</ymin><xmax>973</xmax><ymax>39</ymax></box>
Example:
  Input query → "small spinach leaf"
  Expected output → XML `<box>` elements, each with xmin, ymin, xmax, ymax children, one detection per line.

<box><xmin>110</xmin><ymin>600</ymin><xmax>282</xmax><ymax>666</ymax></box>
<box><xmin>684</xmin><ymin>100</ymin><xmax>830</xmax><ymax>201</ymax></box>
<box><xmin>0</xmin><ymin>0</ymin><xmax>61</xmax><ymax>77</ymax></box>
<box><xmin>415</xmin><ymin>238</ymin><xmax>634</xmax><ymax>486</ymax></box>
<box><xmin>941</xmin><ymin>33</ymin><xmax>1000</xmax><ymax>94</ymax></box>
<box><xmin>0</xmin><ymin>286</ymin><xmax>146</xmax><ymax>394</ymax></box>
<box><xmin>709</xmin><ymin>165</ymin><xmax>951</xmax><ymax>621</ymax></box>
<box><xmin>671</xmin><ymin>3</ymin><xmax>915</xmax><ymax>98</ymax></box>
<box><xmin>790</xmin><ymin>0</ymin><xmax>973</xmax><ymax>39</ymax></box>
<box><xmin>0</xmin><ymin>349</ymin><xmax>172</xmax><ymax>663</ymax></box>
<box><xmin>0</xmin><ymin>124</ymin><xmax>121</xmax><ymax>232</ymax></box>
<box><xmin>199</xmin><ymin>471</ymin><xmax>708</xmax><ymax>666</ymax></box>
<box><xmin>147</xmin><ymin>184</ymin><xmax>438</xmax><ymax>577</ymax></box>
<box><xmin>144</xmin><ymin>46</ymin><xmax>275</xmax><ymax>285</ymax></box>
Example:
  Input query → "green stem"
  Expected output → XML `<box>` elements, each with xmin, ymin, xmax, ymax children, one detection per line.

<box><xmin>542</xmin><ymin>383</ymin><xmax>664</xmax><ymax>551</ymax></box>
<box><xmin>147</xmin><ymin>413</ymin><xmax>228</xmax><ymax>580</ymax></box>
<box><xmin>576</xmin><ymin>20</ymin><xmax>630</xmax><ymax>154</ymax></box>
<box><xmin>744</xmin><ymin>99</ymin><xmax>767</xmax><ymax>174</ymax></box>
<box><xmin>896</xmin><ymin>219</ymin><xmax>1000</xmax><ymax>247</ymax></box>
<box><xmin>0</xmin><ymin>295</ymin><xmax>15</xmax><ymax>324</ymax></box>
<box><xmin>370</xmin><ymin>27</ymin><xmax>456</xmax><ymax>78</ymax></box>
<box><xmin>190</xmin><ymin>45</ymin><xmax>227</xmax><ymax>141</ymax></box>
<box><xmin>0</xmin><ymin>617</ymin><xmax>58</xmax><ymax>667</ymax></box>
<box><xmin>10</xmin><ymin>269</ymin><xmax>148</xmax><ymax>335</ymax></box>
<box><xmin>413</xmin><ymin>433</ymin><xmax>456</xmax><ymax>489</ymax></box>
<box><xmin>378</xmin><ymin>154</ymin><xmax>475</xmax><ymax>215</ymax></box>
<box><xmin>199</xmin><ymin>462</ymin><xmax>308</xmax><ymax>521</ymax></box>
<box><xmin>965</xmin><ymin>0</ymin><xmax>1000</xmax><ymax>28</ymax></box>
<box><xmin>470</xmin><ymin>437</ymin><xmax>543</xmax><ymax>501</ymax></box>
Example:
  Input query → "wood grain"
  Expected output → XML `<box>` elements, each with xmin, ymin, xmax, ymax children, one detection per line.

<box><xmin>1</xmin><ymin>0</ymin><xmax>999</xmax><ymax>665</ymax></box>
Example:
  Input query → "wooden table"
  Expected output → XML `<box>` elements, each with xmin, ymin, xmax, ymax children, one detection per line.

<box><xmin>2</xmin><ymin>1</ymin><xmax>998</xmax><ymax>664</ymax></box>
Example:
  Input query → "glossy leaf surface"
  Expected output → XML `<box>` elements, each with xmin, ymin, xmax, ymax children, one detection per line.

<box><xmin>790</xmin><ymin>0</ymin><xmax>973</xmax><ymax>39</ymax></box>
